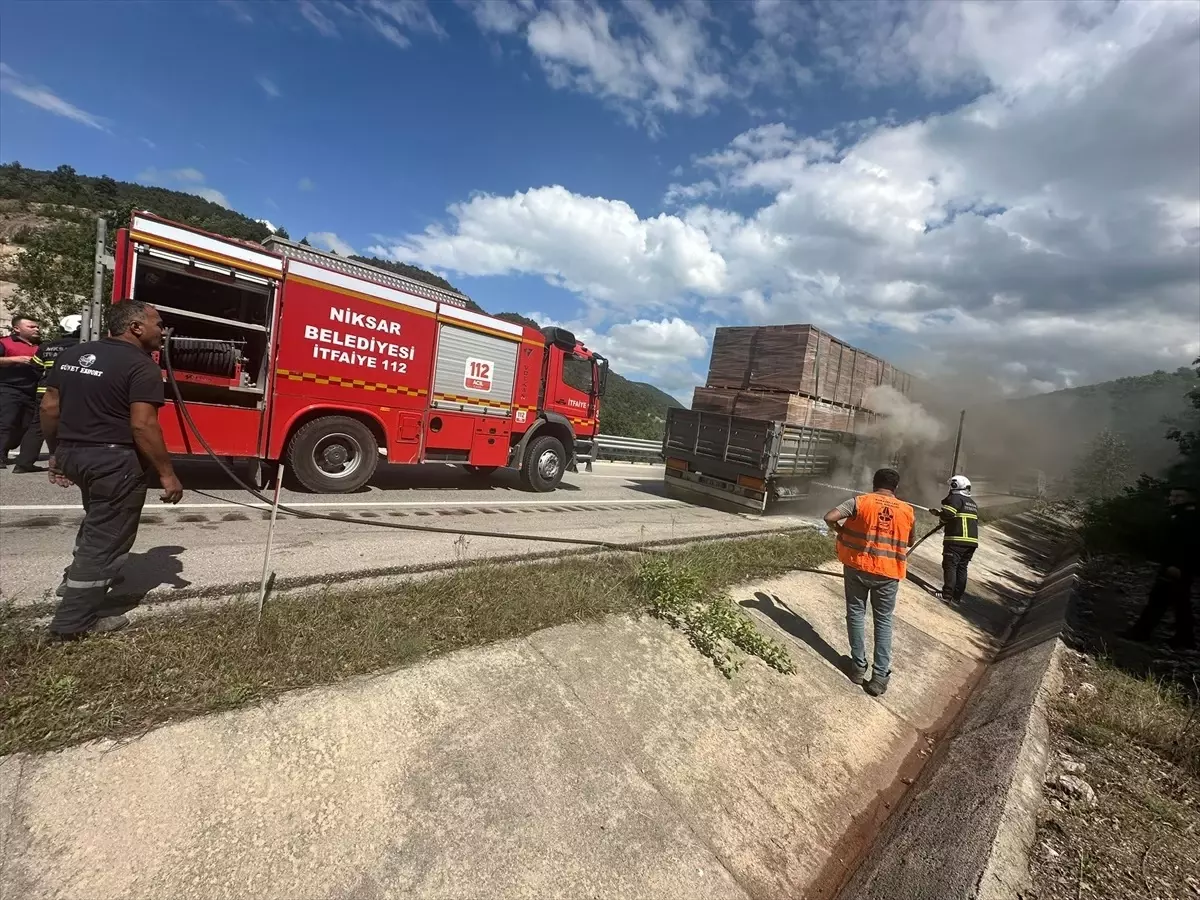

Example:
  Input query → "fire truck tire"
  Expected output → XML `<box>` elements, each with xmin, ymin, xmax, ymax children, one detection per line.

<box><xmin>521</xmin><ymin>435</ymin><xmax>566</xmax><ymax>492</ymax></box>
<box><xmin>286</xmin><ymin>416</ymin><xmax>379</xmax><ymax>494</ymax></box>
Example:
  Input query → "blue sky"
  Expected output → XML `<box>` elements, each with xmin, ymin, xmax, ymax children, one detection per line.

<box><xmin>2</xmin><ymin>1</ymin><xmax>1198</xmax><ymax>403</ymax></box>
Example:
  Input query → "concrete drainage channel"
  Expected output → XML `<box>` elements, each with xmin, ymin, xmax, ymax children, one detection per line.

<box><xmin>834</xmin><ymin>556</ymin><xmax>1081</xmax><ymax>900</ymax></box>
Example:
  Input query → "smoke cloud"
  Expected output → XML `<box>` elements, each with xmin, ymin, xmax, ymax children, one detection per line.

<box><xmin>861</xmin><ymin>385</ymin><xmax>947</xmax><ymax>455</ymax></box>
<box><xmin>819</xmin><ymin>384</ymin><xmax>952</xmax><ymax>508</ymax></box>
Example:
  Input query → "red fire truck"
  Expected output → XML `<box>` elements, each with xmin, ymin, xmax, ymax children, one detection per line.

<box><xmin>109</xmin><ymin>212</ymin><xmax>607</xmax><ymax>493</ymax></box>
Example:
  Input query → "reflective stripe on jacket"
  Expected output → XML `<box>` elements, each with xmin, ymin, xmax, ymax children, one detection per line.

<box><xmin>836</xmin><ymin>492</ymin><xmax>916</xmax><ymax>580</ymax></box>
<box><xmin>940</xmin><ymin>491</ymin><xmax>980</xmax><ymax>544</ymax></box>
<box><xmin>32</xmin><ymin>334</ymin><xmax>80</xmax><ymax>394</ymax></box>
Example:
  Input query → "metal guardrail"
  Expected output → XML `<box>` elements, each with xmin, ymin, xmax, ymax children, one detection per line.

<box><xmin>577</xmin><ymin>434</ymin><xmax>663</xmax><ymax>469</ymax></box>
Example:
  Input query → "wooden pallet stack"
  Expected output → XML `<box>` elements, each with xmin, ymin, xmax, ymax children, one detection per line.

<box><xmin>691</xmin><ymin>324</ymin><xmax>911</xmax><ymax>434</ymax></box>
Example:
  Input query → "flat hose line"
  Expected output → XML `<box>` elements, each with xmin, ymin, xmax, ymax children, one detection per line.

<box><xmin>161</xmin><ymin>337</ymin><xmax>675</xmax><ymax>555</ymax></box>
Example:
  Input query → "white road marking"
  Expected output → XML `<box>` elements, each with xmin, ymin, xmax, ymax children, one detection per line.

<box><xmin>0</xmin><ymin>497</ymin><xmax>684</xmax><ymax>513</ymax></box>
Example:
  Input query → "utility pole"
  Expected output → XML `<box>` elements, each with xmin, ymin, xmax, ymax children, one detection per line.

<box><xmin>82</xmin><ymin>216</ymin><xmax>113</xmax><ymax>341</ymax></box>
<box><xmin>950</xmin><ymin>409</ymin><xmax>966</xmax><ymax>477</ymax></box>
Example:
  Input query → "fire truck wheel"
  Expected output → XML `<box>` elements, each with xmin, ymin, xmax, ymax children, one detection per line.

<box><xmin>287</xmin><ymin>416</ymin><xmax>379</xmax><ymax>493</ymax></box>
<box><xmin>521</xmin><ymin>435</ymin><xmax>566</xmax><ymax>492</ymax></box>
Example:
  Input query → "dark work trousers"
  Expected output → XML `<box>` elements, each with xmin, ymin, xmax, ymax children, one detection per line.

<box><xmin>14</xmin><ymin>398</ymin><xmax>45</xmax><ymax>467</ymax></box>
<box><xmin>0</xmin><ymin>384</ymin><xmax>36</xmax><ymax>464</ymax></box>
<box><xmin>941</xmin><ymin>542</ymin><xmax>976</xmax><ymax>602</ymax></box>
<box><xmin>49</xmin><ymin>443</ymin><xmax>148</xmax><ymax>635</ymax></box>
<box><xmin>1130</xmin><ymin>568</ymin><xmax>1196</xmax><ymax>646</ymax></box>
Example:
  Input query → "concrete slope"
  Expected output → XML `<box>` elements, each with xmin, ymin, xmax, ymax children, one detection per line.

<box><xmin>0</xmin><ymin>524</ymin><xmax>1041</xmax><ymax>900</ymax></box>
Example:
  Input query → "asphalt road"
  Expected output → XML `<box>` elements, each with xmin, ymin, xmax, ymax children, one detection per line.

<box><xmin>0</xmin><ymin>461</ymin><xmax>826</xmax><ymax>605</ymax></box>
<box><xmin>0</xmin><ymin>459</ymin><xmax>1024</xmax><ymax>607</ymax></box>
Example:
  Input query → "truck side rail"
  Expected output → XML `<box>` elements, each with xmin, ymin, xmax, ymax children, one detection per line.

<box><xmin>663</xmin><ymin>408</ymin><xmax>858</xmax><ymax>480</ymax></box>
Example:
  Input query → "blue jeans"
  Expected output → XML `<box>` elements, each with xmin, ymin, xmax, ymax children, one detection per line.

<box><xmin>843</xmin><ymin>565</ymin><xmax>900</xmax><ymax>678</ymax></box>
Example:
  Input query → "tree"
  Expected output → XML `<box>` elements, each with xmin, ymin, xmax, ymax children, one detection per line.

<box><xmin>1163</xmin><ymin>357</ymin><xmax>1200</xmax><ymax>487</ymax></box>
<box><xmin>274</xmin><ymin>226</ymin><xmax>290</xmax><ymax>240</ymax></box>
<box><xmin>48</xmin><ymin>164</ymin><xmax>79</xmax><ymax>200</ymax></box>
<box><xmin>11</xmin><ymin>220</ymin><xmax>94</xmax><ymax>331</ymax></box>
<box><xmin>94</xmin><ymin>175</ymin><xmax>118</xmax><ymax>208</ymax></box>
<box><xmin>1072</xmin><ymin>429</ymin><xmax>1133</xmax><ymax>501</ymax></box>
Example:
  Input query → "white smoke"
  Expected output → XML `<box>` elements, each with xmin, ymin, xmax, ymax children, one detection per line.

<box><xmin>843</xmin><ymin>385</ymin><xmax>952</xmax><ymax>504</ymax></box>
<box><xmin>861</xmin><ymin>385</ymin><xmax>947</xmax><ymax>455</ymax></box>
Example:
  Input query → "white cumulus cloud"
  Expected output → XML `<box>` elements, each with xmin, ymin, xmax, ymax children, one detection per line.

<box><xmin>377</xmin><ymin>185</ymin><xmax>726</xmax><ymax>315</ymax></box>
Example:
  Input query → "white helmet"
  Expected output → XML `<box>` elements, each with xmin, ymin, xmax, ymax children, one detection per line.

<box><xmin>948</xmin><ymin>475</ymin><xmax>972</xmax><ymax>492</ymax></box>
<box><xmin>59</xmin><ymin>314</ymin><xmax>82</xmax><ymax>333</ymax></box>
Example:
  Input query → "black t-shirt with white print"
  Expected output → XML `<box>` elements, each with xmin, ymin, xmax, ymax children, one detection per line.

<box><xmin>46</xmin><ymin>338</ymin><xmax>165</xmax><ymax>445</ymax></box>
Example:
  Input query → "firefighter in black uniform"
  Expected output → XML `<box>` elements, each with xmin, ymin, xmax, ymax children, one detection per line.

<box><xmin>12</xmin><ymin>314</ymin><xmax>83</xmax><ymax>472</ymax></box>
<box><xmin>39</xmin><ymin>299</ymin><xmax>184</xmax><ymax>638</ymax></box>
<box><xmin>931</xmin><ymin>475</ymin><xmax>979</xmax><ymax>605</ymax></box>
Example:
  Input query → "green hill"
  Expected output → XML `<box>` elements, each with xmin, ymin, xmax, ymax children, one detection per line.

<box><xmin>0</xmin><ymin>162</ymin><xmax>681</xmax><ymax>439</ymax></box>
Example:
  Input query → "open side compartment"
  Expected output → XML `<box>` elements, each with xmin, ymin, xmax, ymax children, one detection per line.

<box><xmin>130</xmin><ymin>244</ymin><xmax>276</xmax><ymax>409</ymax></box>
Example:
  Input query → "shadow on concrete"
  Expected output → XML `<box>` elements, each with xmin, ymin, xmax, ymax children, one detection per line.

<box><xmin>98</xmin><ymin>545</ymin><xmax>191</xmax><ymax>616</ymax></box>
<box><xmin>741</xmin><ymin>591</ymin><xmax>854</xmax><ymax>677</ymax></box>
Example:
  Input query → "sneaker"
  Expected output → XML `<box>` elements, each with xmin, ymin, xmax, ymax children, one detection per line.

<box><xmin>12</xmin><ymin>465</ymin><xmax>46</xmax><ymax>473</ymax></box>
<box><xmin>849</xmin><ymin>663</ymin><xmax>868</xmax><ymax>685</ymax></box>
<box><xmin>56</xmin><ymin>575</ymin><xmax>125</xmax><ymax>598</ymax></box>
<box><xmin>864</xmin><ymin>675</ymin><xmax>890</xmax><ymax>697</ymax></box>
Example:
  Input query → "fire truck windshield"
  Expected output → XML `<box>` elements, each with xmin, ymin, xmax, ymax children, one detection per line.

<box><xmin>562</xmin><ymin>353</ymin><xmax>594</xmax><ymax>395</ymax></box>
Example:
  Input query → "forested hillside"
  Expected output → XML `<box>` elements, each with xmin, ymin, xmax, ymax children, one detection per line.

<box><xmin>963</xmin><ymin>366</ymin><xmax>1200</xmax><ymax>481</ymax></box>
<box><xmin>0</xmin><ymin>162</ymin><xmax>681</xmax><ymax>439</ymax></box>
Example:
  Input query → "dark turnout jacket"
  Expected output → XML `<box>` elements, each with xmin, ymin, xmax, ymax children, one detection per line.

<box><xmin>938</xmin><ymin>490</ymin><xmax>980</xmax><ymax>545</ymax></box>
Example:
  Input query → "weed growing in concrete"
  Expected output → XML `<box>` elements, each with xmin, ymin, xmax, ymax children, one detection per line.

<box><xmin>639</xmin><ymin>557</ymin><xmax>796</xmax><ymax>678</ymax></box>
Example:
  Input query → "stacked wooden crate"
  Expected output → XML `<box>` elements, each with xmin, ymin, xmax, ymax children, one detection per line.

<box><xmin>692</xmin><ymin>324</ymin><xmax>910</xmax><ymax>434</ymax></box>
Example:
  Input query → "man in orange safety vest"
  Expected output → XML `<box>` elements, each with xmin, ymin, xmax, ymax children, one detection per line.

<box><xmin>823</xmin><ymin>467</ymin><xmax>917</xmax><ymax>697</ymax></box>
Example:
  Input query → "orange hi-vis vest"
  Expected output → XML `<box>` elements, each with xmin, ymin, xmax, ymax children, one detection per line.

<box><xmin>836</xmin><ymin>492</ymin><xmax>916</xmax><ymax>580</ymax></box>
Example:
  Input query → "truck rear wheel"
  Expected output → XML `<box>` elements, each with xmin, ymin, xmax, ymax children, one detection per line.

<box><xmin>287</xmin><ymin>416</ymin><xmax>379</xmax><ymax>493</ymax></box>
<box><xmin>521</xmin><ymin>434</ymin><xmax>566</xmax><ymax>492</ymax></box>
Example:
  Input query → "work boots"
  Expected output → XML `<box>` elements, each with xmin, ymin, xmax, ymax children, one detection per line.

<box><xmin>864</xmin><ymin>674</ymin><xmax>890</xmax><ymax>697</ymax></box>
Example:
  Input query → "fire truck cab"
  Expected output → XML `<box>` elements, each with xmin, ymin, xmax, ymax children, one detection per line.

<box><xmin>112</xmin><ymin>213</ymin><xmax>607</xmax><ymax>493</ymax></box>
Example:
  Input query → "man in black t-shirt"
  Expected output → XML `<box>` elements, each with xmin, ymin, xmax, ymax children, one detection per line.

<box><xmin>39</xmin><ymin>299</ymin><xmax>184</xmax><ymax>638</ymax></box>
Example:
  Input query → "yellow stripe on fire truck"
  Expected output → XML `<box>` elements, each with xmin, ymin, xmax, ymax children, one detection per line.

<box><xmin>432</xmin><ymin>392</ymin><xmax>512</xmax><ymax>411</ymax></box>
<box><xmin>275</xmin><ymin>368</ymin><xmax>428</xmax><ymax>397</ymax></box>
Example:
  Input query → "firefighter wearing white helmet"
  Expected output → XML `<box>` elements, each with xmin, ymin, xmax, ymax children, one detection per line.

<box><xmin>928</xmin><ymin>474</ymin><xmax>980</xmax><ymax>605</ymax></box>
<box><xmin>11</xmin><ymin>313</ymin><xmax>84</xmax><ymax>471</ymax></box>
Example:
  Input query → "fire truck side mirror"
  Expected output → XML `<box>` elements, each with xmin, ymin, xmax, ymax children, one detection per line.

<box><xmin>596</xmin><ymin>355</ymin><xmax>609</xmax><ymax>397</ymax></box>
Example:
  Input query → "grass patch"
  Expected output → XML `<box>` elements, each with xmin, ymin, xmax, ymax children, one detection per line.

<box><xmin>1064</xmin><ymin>658</ymin><xmax>1199</xmax><ymax>777</ymax></box>
<box><xmin>1031</xmin><ymin>654</ymin><xmax>1200</xmax><ymax>900</ymax></box>
<box><xmin>1</xmin><ymin>529</ymin><xmax>834</xmax><ymax>756</ymax></box>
